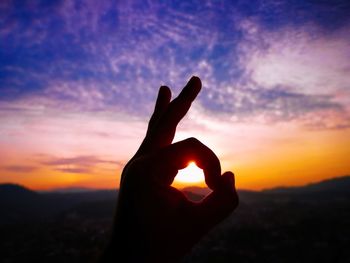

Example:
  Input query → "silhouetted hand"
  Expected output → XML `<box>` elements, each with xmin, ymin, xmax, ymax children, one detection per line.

<box><xmin>102</xmin><ymin>76</ymin><xmax>238</xmax><ymax>262</ymax></box>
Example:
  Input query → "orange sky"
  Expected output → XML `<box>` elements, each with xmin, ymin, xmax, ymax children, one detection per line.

<box><xmin>0</xmin><ymin>104</ymin><xmax>349</xmax><ymax>191</ymax></box>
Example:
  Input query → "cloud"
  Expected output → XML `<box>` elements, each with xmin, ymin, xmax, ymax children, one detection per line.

<box><xmin>194</xmin><ymin>19</ymin><xmax>350</xmax><ymax>129</ymax></box>
<box><xmin>2</xmin><ymin>165</ymin><xmax>38</xmax><ymax>173</ymax></box>
<box><xmin>239</xmin><ymin>21</ymin><xmax>350</xmax><ymax>96</ymax></box>
<box><xmin>41</xmin><ymin>155</ymin><xmax>116</xmax><ymax>166</ymax></box>
<box><xmin>54</xmin><ymin>167</ymin><xmax>92</xmax><ymax>174</ymax></box>
<box><xmin>40</xmin><ymin>155</ymin><xmax>122</xmax><ymax>174</ymax></box>
<box><xmin>1</xmin><ymin>0</ymin><xmax>349</xmax><ymax>131</ymax></box>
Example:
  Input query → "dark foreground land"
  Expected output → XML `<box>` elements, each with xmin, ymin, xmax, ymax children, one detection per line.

<box><xmin>1</xmin><ymin>176</ymin><xmax>349</xmax><ymax>263</ymax></box>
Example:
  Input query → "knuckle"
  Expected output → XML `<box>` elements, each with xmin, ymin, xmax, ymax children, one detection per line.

<box><xmin>186</xmin><ymin>137</ymin><xmax>200</xmax><ymax>145</ymax></box>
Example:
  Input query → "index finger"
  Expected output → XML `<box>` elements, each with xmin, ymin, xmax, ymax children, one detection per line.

<box><xmin>142</xmin><ymin>76</ymin><xmax>201</xmax><ymax>153</ymax></box>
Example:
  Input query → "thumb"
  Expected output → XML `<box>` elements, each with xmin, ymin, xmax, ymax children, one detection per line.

<box><xmin>192</xmin><ymin>172</ymin><xmax>239</xmax><ymax>232</ymax></box>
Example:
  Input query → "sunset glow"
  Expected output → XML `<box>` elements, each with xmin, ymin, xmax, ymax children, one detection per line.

<box><xmin>174</xmin><ymin>162</ymin><xmax>205</xmax><ymax>185</ymax></box>
<box><xmin>0</xmin><ymin>1</ymin><xmax>349</xmax><ymax>191</ymax></box>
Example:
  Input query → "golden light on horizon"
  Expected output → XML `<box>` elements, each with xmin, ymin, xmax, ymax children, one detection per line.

<box><xmin>1</xmin><ymin>108</ymin><xmax>349</xmax><ymax>191</ymax></box>
<box><xmin>174</xmin><ymin>161</ymin><xmax>205</xmax><ymax>185</ymax></box>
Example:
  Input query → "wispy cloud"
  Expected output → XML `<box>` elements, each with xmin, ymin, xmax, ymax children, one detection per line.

<box><xmin>40</xmin><ymin>155</ymin><xmax>122</xmax><ymax>174</ymax></box>
<box><xmin>2</xmin><ymin>165</ymin><xmax>38</xmax><ymax>173</ymax></box>
<box><xmin>54</xmin><ymin>167</ymin><xmax>91</xmax><ymax>174</ymax></box>
<box><xmin>41</xmin><ymin>155</ymin><xmax>115</xmax><ymax>166</ymax></box>
<box><xmin>1</xmin><ymin>1</ymin><xmax>349</xmax><ymax>129</ymax></box>
<box><xmin>231</xmin><ymin>20</ymin><xmax>350</xmax><ymax>128</ymax></box>
<box><xmin>238</xmin><ymin>21</ymin><xmax>350</xmax><ymax>95</ymax></box>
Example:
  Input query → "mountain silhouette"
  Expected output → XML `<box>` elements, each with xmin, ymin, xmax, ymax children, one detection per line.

<box><xmin>263</xmin><ymin>175</ymin><xmax>350</xmax><ymax>194</ymax></box>
<box><xmin>0</xmin><ymin>184</ymin><xmax>118</xmax><ymax>224</ymax></box>
<box><xmin>0</xmin><ymin>184</ymin><xmax>43</xmax><ymax>224</ymax></box>
<box><xmin>0</xmin><ymin>175</ymin><xmax>349</xmax><ymax>224</ymax></box>
<box><xmin>0</xmin><ymin>183</ymin><xmax>39</xmax><ymax>203</ymax></box>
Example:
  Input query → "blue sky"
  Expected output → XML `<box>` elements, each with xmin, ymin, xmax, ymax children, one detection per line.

<box><xmin>1</xmin><ymin>0</ymin><xmax>349</xmax><ymax>124</ymax></box>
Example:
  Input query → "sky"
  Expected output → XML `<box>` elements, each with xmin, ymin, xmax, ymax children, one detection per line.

<box><xmin>0</xmin><ymin>0</ymin><xmax>350</xmax><ymax>191</ymax></box>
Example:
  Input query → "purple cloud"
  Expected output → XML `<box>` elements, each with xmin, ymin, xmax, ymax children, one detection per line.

<box><xmin>54</xmin><ymin>167</ymin><xmax>92</xmax><ymax>174</ymax></box>
<box><xmin>40</xmin><ymin>155</ymin><xmax>123</xmax><ymax>174</ymax></box>
<box><xmin>41</xmin><ymin>155</ymin><xmax>116</xmax><ymax>166</ymax></box>
<box><xmin>2</xmin><ymin>165</ymin><xmax>38</xmax><ymax>173</ymax></box>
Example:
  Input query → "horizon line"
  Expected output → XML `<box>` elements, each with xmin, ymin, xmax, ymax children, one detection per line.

<box><xmin>1</xmin><ymin>174</ymin><xmax>349</xmax><ymax>193</ymax></box>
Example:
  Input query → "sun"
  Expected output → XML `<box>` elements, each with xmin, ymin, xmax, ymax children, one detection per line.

<box><xmin>174</xmin><ymin>161</ymin><xmax>205</xmax><ymax>184</ymax></box>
